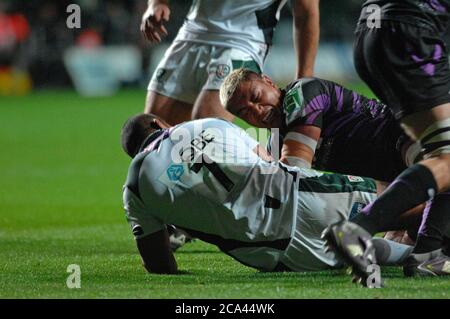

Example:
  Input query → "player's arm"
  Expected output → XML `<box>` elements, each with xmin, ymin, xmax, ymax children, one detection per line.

<box><xmin>254</xmin><ymin>144</ymin><xmax>274</xmax><ymax>162</ymax></box>
<box><xmin>136</xmin><ymin>228</ymin><xmax>178</xmax><ymax>274</ymax></box>
<box><xmin>292</xmin><ymin>0</ymin><xmax>320</xmax><ymax>78</ymax></box>
<box><xmin>281</xmin><ymin>124</ymin><xmax>321</xmax><ymax>168</ymax></box>
<box><xmin>226</xmin><ymin>121</ymin><xmax>275</xmax><ymax>162</ymax></box>
<box><xmin>141</xmin><ymin>0</ymin><xmax>170</xmax><ymax>43</ymax></box>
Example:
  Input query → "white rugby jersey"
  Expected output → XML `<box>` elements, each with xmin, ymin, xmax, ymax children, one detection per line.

<box><xmin>123</xmin><ymin>118</ymin><xmax>298</xmax><ymax>271</ymax></box>
<box><xmin>175</xmin><ymin>0</ymin><xmax>288</xmax><ymax>67</ymax></box>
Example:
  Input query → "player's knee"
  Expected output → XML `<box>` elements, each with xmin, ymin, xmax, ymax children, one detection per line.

<box><xmin>420</xmin><ymin>118</ymin><xmax>450</xmax><ymax>190</ymax></box>
<box><xmin>417</xmin><ymin>119</ymin><xmax>450</xmax><ymax>190</ymax></box>
<box><xmin>144</xmin><ymin>91</ymin><xmax>161</xmax><ymax>115</ymax></box>
<box><xmin>193</xmin><ymin>90</ymin><xmax>234</xmax><ymax>121</ymax></box>
<box><xmin>144</xmin><ymin>91</ymin><xmax>186</xmax><ymax>124</ymax></box>
<box><xmin>144</xmin><ymin>91</ymin><xmax>154</xmax><ymax>114</ymax></box>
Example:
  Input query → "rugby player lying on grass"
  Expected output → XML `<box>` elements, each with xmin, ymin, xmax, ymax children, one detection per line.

<box><xmin>219</xmin><ymin>69</ymin><xmax>422</xmax><ymax>243</ymax></box>
<box><xmin>121</xmin><ymin>113</ymin><xmax>424</xmax><ymax>275</ymax></box>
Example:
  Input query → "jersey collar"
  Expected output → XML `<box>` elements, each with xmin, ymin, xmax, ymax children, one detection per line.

<box><xmin>138</xmin><ymin>129</ymin><xmax>167</xmax><ymax>154</ymax></box>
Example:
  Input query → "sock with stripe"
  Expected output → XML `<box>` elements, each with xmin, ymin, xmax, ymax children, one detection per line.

<box><xmin>413</xmin><ymin>193</ymin><xmax>450</xmax><ymax>253</ymax></box>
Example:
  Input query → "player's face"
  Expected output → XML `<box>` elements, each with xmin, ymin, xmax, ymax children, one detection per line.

<box><xmin>229</xmin><ymin>76</ymin><xmax>282</xmax><ymax>128</ymax></box>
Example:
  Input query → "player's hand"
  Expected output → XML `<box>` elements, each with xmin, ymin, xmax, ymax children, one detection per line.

<box><xmin>140</xmin><ymin>2</ymin><xmax>170</xmax><ymax>43</ymax></box>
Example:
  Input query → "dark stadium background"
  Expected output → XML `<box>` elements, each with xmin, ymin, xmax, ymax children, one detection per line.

<box><xmin>1</xmin><ymin>0</ymin><xmax>393</xmax><ymax>92</ymax></box>
<box><xmin>1</xmin><ymin>0</ymin><xmax>449</xmax><ymax>299</ymax></box>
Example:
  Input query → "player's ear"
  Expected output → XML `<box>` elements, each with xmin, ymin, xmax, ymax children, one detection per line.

<box><xmin>261</xmin><ymin>74</ymin><xmax>277</xmax><ymax>89</ymax></box>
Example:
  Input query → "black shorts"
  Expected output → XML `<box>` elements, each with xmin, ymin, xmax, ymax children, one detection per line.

<box><xmin>354</xmin><ymin>20</ymin><xmax>450</xmax><ymax>120</ymax></box>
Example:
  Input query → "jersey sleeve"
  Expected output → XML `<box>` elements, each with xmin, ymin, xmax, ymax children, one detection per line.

<box><xmin>282</xmin><ymin>78</ymin><xmax>331</xmax><ymax>130</ymax></box>
<box><xmin>123</xmin><ymin>186</ymin><xmax>164</xmax><ymax>239</ymax></box>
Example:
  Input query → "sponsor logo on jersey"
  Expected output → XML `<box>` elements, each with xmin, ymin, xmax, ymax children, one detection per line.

<box><xmin>167</xmin><ymin>164</ymin><xmax>185</xmax><ymax>181</ymax></box>
<box><xmin>283</xmin><ymin>82</ymin><xmax>304</xmax><ymax>125</ymax></box>
<box><xmin>179</xmin><ymin>129</ymin><xmax>216</xmax><ymax>163</ymax></box>
<box><xmin>216</xmin><ymin>64</ymin><xmax>231</xmax><ymax>79</ymax></box>
<box><xmin>347</xmin><ymin>175</ymin><xmax>365</xmax><ymax>183</ymax></box>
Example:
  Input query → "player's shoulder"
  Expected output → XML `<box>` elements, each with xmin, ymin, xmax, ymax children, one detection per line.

<box><xmin>172</xmin><ymin>118</ymin><xmax>258</xmax><ymax>150</ymax></box>
<box><xmin>124</xmin><ymin>151</ymin><xmax>149</xmax><ymax>198</ymax></box>
<box><xmin>283</xmin><ymin>77</ymin><xmax>329</xmax><ymax>103</ymax></box>
<box><xmin>196</xmin><ymin>117</ymin><xmax>237</xmax><ymax>127</ymax></box>
<box><xmin>283</xmin><ymin>77</ymin><xmax>333</xmax><ymax>127</ymax></box>
<box><xmin>285</xmin><ymin>77</ymin><xmax>331</xmax><ymax>92</ymax></box>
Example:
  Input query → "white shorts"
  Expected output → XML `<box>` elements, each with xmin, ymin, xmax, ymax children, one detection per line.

<box><xmin>280</xmin><ymin>169</ymin><xmax>378</xmax><ymax>272</ymax></box>
<box><xmin>148</xmin><ymin>41</ymin><xmax>262</xmax><ymax>104</ymax></box>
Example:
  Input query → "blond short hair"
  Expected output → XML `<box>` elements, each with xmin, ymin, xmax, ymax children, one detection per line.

<box><xmin>219</xmin><ymin>68</ymin><xmax>260</xmax><ymax>110</ymax></box>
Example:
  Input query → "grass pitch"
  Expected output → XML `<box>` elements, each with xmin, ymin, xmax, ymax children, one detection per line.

<box><xmin>1</xmin><ymin>87</ymin><xmax>450</xmax><ymax>299</ymax></box>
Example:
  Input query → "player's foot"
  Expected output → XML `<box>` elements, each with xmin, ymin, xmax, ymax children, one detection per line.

<box><xmin>322</xmin><ymin>221</ymin><xmax>380</xmax><ymax>287</ymax></box>
<box><xmin>167</xmin><ymin>225</ymin><xmax>194</xmax><ymax>252</ymax></box>
<box><xmin>403</xmin><ymin>249</ymin><xmax>450</xmax><ymax>277</ymax></box>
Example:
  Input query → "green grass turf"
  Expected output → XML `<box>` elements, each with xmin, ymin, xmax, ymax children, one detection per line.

<box><xmin>1</xmin><ymin>87</ymin><xmax>450</xmax><ymax>299</ymax></box>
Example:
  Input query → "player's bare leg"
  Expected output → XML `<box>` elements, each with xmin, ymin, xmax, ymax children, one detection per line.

<box><xmin>401</xmin><ymin>103</ymin><xmax>450</xmax><ymax>139</ymax></box>
<box><xmin>353</xmin><ymin>105</ymin><xmax>450</xmax><ymax>230</ymax></box>
<box><xmin>401</xmin><ymin>103</ymin><xmax>450</xmax><ymax>192</ymax></box>
<box><xmin>350</xmin><ymin>1</ymin><xmax>450</xmax><ymax>278</ymax></box>
<box><xmin>350</xmin><ymin>103</ymin><xmax>450</xmax><ymax>276</ymax></box>
<box><xmin>191</xmin><ymin>90</ymin><xmax>234</xmax><ymax>121</ymax></box>
<box><xmin>392</xmin><ymin>105</ymin><xmax>450</xmax><ymax>272</ymax></box>
<box><xmin>144</xmin><ymin>90</ymin><xmax>193</xmax><ymax>126</ymax></box>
